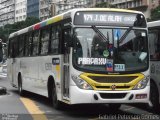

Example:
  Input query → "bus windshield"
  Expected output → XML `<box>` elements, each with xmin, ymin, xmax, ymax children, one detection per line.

<box><xmin>73</xmin><ymin>27</ymin><xmax>148</xmax><ymax>73</ymax></box>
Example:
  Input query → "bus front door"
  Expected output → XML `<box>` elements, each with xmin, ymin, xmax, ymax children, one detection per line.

<box><xmin>62</xmin><ymin>28</ymin><xmax>71</xmax><ymax>99</ymax></box>
<box><xmin>11</xmin><ymin>42</ymin><xmax>18</xmax><ymax>86</ymax></box>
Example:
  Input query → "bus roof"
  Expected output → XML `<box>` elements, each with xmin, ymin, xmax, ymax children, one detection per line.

<box><xmin>9</xmin><ymin>8</ymin><xmax>143</xmax><ymax>38</ymax></box>
<box><xmin>147</xmin><ymin>20</ymin><xmax>160</xmax><ymax>28</ymax></box>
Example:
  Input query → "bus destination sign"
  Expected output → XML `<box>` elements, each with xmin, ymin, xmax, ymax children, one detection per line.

<box><xmin>83</xmin><ymin>14</ymin><xmax>135</xmax><ymax>23</ymax></box>
<box><xmin>74</xmin><ymin>11</ymin><xmax>146</xmax><ymax>27</ymax></box>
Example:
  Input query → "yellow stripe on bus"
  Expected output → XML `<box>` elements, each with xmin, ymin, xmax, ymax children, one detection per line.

<box><xmin>56</xmin><ymin>65</ymin><xmax>60</xmax><ymax>79</ymax></box>
<box><xmin>80</xmin><ymin>8</ymin><xmax>140</xmax><ymax>13</ymax></box>
<box><xmin>20</xmin><ymin>97</ymin><xmax>48</xmax><ymax>120</ymax></box>
<box><xmin>47</xmin><ymin>15</ymin><xmax>63</xmax><ymax>25</ymax></box>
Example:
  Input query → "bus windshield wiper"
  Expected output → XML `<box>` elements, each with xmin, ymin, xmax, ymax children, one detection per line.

<box><xmin>119</xmin><ymin>26</ymin><xmax>133</xmax><ymax>44</ymax></box>
<box><xmin>91</xmin><ymin>25</ymin><xmax>109</xmax><ymax>43</ymax></box>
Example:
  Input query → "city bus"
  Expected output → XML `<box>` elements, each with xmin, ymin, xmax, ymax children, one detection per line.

<box><xmin>7</xmin><ymin>8</ymin><xmax>150</xmax><ymax>110</ymax></box>
<box><xmin>148</xmin><ymin>20</ymin><xmax>160</xmax><ymax>111</ymax></box>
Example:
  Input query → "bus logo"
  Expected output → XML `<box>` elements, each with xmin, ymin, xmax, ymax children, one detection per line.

<box><xmin>111</xmin><ymin>84</ymin><xmax>116</xmax><ymax>90</ymax></box>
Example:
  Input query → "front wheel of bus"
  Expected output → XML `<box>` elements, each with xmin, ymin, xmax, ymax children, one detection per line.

<box><xmin>52</xmin><ymin>83</ymin><xmax>61</xmax><ymax>109</ymax></box>
<box><xmin>18</xmin><ymin>75</ymin><xmax>24</xmax><ymax>96</ymax></box>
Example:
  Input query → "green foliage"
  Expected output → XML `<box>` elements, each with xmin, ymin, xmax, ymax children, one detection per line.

<box><xmin>0</xmin><ymin>16</ymin><xmax>40</xmax><ymax>42</ymax></box>
<box><xmin>150</xmin><ymin>5</ymin><xmax>160</xmax><ymax>21</ymax></box>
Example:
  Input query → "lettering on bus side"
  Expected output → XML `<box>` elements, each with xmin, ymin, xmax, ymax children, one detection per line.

<box><xmin>45</xmin><ymin>63</ymin><xmax>52</xmax><ymax>70</ymax></box>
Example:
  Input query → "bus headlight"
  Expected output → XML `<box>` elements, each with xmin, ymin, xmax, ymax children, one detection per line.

<box><xmin>133</xmin><ymin>76</ymin><xmax>150</xmax><ymax>90</ymax></box>
<box><xmin>71</xmin><ymin>75</ymin><xmax>93</xmax><ymax>90</ymax></box>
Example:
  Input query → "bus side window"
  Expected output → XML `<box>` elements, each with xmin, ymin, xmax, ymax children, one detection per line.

<box><xmin>12</xmin><ymin>37</ymin><xmax>19</xmax><ymax>58</ymax></box>
<box><xmin>25</xmin><ymin>33</ymin><xmax>32</xmax><ymax>56</ymax></box>
<box><xmin>50</xmin><ymin>25</ymin><xmax>60</xmax><ymax>54</ymax></box>
<box><xmin>32</xmin><ymin>31</ymin><xmax>40</xmax><ymax>56</ymax></box>
<box><xmin>40</xmin><ymin>28</ymin><xmax>50</xmax><ymax>55</ymax></box>
<box><xmin>19</xmin><ymin>35</ymin><xmax>25</xmax><ymax>57</ymax></box>
<box><xmin>149</xmin><ymin>30</ymin><xmax>160</xmax><ymax>60</ymax></box>
<box><xmin>8</xmin><ymin>39</ymin><xmax>12</xmax><ymax>58</ymax></box>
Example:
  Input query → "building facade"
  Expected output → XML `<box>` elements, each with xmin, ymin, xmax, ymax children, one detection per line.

<box><xmin>108</xmin><ymin>0</ymin><xmax>160</xmax><ymax>18</ymax></box>
<box><xmin>39</xmin><ymin>0</ymin><xmax>50</xmax><ymax>21</ymax></box>
<box><xmin>0</xmin><ymin>0</ymin><xmax>15</xmax><ymax>27</ymax></box>
<box><xmin>27</xmin><ymin>0</ymin><xmax>39</xmax><ymax>18</ymax></box>
<box><xmin>0</xmin><ymin>0</ymin><xmax>160</xmax><ymax>27</ymax></box>
<box><xmin>54</xmin><ymin>0</ymin><xmax>93</xmax><ymax>15</ymax></box>
<box><xmin>39</xmin><ymin>0</ymin><xmax>94</xmax><ymax>21</ymax></box>
<box><xmin>15</xmin><ymin>0</ymin><xmax>27</xmax><ymax>22</ymax></box>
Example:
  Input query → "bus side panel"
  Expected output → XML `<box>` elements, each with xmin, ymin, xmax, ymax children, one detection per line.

<box><xmin>38</xmin><ymin>55</ymin><xmax>62</xmax><ymax>98</ymax></box>
<box><xmin>19</xmin><ymin>55</ymin><xmax>63</xmax><ymax>98</ymax></box>
<box><xmin>21</xmin><ymin>57</ymin><xmax>39</xmax><ymax>93</ymax></box>
<box><xmin>150</xmin><ymin>61</ymin><xmax>160</xmax><ymax>103</ymax></box>
<box><xmin>7</xmin><ymin>59</ymin><xmax>13</xmax><ymax>86</ymax></box>
<box><xmin>8</xmin><ymin>58</ymin><xmax>20</xmax><ymax>88</ymax></box>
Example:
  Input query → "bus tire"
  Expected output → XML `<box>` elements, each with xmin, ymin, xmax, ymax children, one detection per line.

<box><xmin>108</xmin><ymin>103</ymin><xmax>121</xmax><ymax>111</ymax></box>
<box><xmin>150</xmin><ymin>81</ymin><xmax>160</xmax><ymax>112</ymax></box>
<box><xmin>18</xmin><ymin>74</ymin><xmax>24</xmax><ymax>96</ymax></box>
<box><xmin>52</xmin><ymin>82</ymin><xmax>61</xmax><ymax>109</ymax></box>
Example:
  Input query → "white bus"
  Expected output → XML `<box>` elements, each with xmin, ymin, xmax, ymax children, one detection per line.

<box><xmin>7</xmin><ymin>8</ymin><xmax>150</xmax><ymax>110</ymax></box>
<box><xmin>148</xmin><ymin>20</ymin><xmax>160</xmax><ymax>111</ymax></box>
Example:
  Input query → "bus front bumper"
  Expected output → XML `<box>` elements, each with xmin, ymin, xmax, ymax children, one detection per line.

<box><xmin>69</xmin><ymin>85</ymin><xmax>150</xmax><ymax>104</ymax></box>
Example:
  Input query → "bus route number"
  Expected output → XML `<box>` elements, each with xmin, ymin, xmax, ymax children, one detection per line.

<box><xmin>114</xmin><ymin>64</ymin><xmax>125</xmax><ymax>71</ymax></box>
<box><xmin>52</xmin><ymin>58</ymin><xmax>60</xmax><ymax>65</ymax></box>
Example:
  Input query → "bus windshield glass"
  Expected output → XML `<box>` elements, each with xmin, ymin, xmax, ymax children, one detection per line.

<box><xmin>73</xmin><ymin>27</ymin><xmax>148</xmax><ymax>73</ymax></box>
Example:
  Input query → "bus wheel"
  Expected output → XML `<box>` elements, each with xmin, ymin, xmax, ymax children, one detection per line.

<box><xmin>18</xmin><ymin>75</ymin><xmax>24</xmax><ymax>96</ymax></box>
<box><xmin>52</xmin><ymin>82</ymin><xmax>61</xmax><ymax>109</ymax></box>
<box><xmin>150</xmin><ymin>81</ymin><xmax>159</xmax><ymax>111</ymax></box>
<box><xmin>108</xmin><ymin>103</ymin><xmax>121</xmax><ymax>111</ymax></box>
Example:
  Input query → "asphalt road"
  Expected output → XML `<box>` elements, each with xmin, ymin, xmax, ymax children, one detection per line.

<box><xmin>0</xmin><ymin>76</ymin><xmax>160</xmax><ymax>120</ymax></box>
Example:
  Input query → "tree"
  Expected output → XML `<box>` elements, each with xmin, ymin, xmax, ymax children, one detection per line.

<box><xmin>0</xmin><ymin>16</ymin><xmax>40</xmax><ymax>42</ymax></box>
<box><xmin>24</xmin><ymin>17</ymin><xmax>40</xmax><ymax>27</ymax></box>
<box><xmin>150</xmin><ymin>5</ymin><xmax>160</xmax><ymax>21</ymax></box>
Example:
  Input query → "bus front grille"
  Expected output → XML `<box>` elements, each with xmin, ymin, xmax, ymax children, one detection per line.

<box><xmin>99</xmin><ymin>93</ymin><xmax>127</xmax><ymax>99</ymax></box>
<box><xmin>88</xmin><ymin>76</ymin><xmax>137</xmax><ymax>83</ymax></box>
<box><xmin>80</xmin><ymin>73</ymin><xmax>145</xmax><ymax>91</ymax></box>
<box><xmin>96</xmin><ymin>86</ymin><xmax>130</xmax><ymax>89</ymax></box>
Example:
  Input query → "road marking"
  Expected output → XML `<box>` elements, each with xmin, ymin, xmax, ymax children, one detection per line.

<box><xmin>20</xmin><ymin>97</ymin><xmax>48</xmax><ymax>120</ymax></box>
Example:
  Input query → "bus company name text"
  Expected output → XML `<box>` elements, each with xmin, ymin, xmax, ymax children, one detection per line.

<box><xmin>78</xmin><ymin>58</ymin><xmax>107</xmax><ymax>65</ymax></box>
